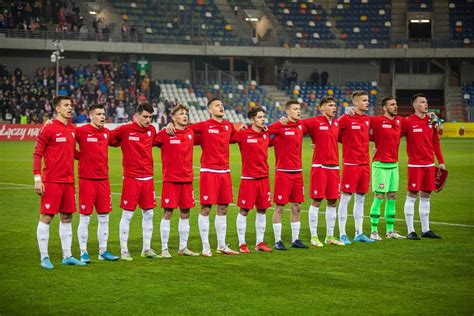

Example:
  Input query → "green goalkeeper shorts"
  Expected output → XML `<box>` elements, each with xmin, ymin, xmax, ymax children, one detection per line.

<box><xmin>371</xmin><ymin>162</ymin><xmax>399</xmax><ymax>193</ymax></box>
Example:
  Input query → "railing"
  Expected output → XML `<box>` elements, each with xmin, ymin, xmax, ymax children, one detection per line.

<box><xmin>0</xmin><ymin>29</ymin><xmax>471</xmax><ymax>49</ymax></box>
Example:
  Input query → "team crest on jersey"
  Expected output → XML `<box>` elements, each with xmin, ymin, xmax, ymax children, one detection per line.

<box><xmin>396</xmin><ymin>120</ymin><xmax>400</xmax><ymax>125</ymax></box>
<box><xmin>104</xmin><ymin>133</ymin><xmax>107</xmax><ymax>139</ymax></box>
<box><xmin>242</xmin><ymin>200</ymin><xmax>246</xmax><ymax>205</ymax></box>
<box><xmin>45</xmin><ymin>203</ymin><xmax>50</xmax><ymax>209</ymax></box>
<box><xmin>147</xmin><ymin>131</ymin><xmax>151</xmax><ymax>137</ymax></box>
<box><xmin>225</xmin><ymin>125</ymin><xmax>229</xmax><ymax>131</ymax></box>
<box><xmin>299</xmin><ymin>125</ymin><xmax>302</xmax><ymax>130</ymax></box>
<box><xmin>81</xmin><ymin>204</ymin><xmax>86</xmax><ymax>210</ymax></box>
<box><xmin>365</xmin><ymin>121</ymin><xmax>369</xmax><ymax>126</ymax></box>
<box><xmin>203</xmin><ymin>195</ymin><xmax>208</xmax><ymax>201</ymax></box>
<box><xmin>71</xmin><ymin>132</ymin><xmax>75</xmax><ymax>138</ymax></box>
<box><xmin>379</xmin><ymin>184</ymin><xmax>384</xmax><ymax>189</ymax></box>
<box><xmin>335</xmin><ymin>122</ymin><xmax>338</xmax><ymax>126</ymax></box>
<box><xmin>188</xmin><ymin>134</ymin><xmax>192</xmax><ymax>140</ymax></box>
<box><xmin>263</xmin><ymin>134</ymin><xmax>267</xmax><ymax>139</ymax></box>
<box><xmin>164</xmin><ymin>198</ymin><xmax>170</xmax><ymax>204</ymax></box>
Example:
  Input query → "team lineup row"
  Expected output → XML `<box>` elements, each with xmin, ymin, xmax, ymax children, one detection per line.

<box><xmin>33</xmin><ymin>91</ymin><xmax>445</xmax><ymax>269</ymax></box>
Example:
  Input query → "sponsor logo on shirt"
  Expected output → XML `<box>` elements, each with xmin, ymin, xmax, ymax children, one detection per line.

<box><xmin>129</xmin><ymin>136</ymin><xmax>140</xmax><ymax>141</ymax></box>
<box><xmin>170</xmin><ymin>139</ymin><xmax>181</xmax><ymax>144</ymax></box>
<box><xmin>56</xmin><ymin>137</ymin><xmax>67</xmax><ymax>142</ymax></box>
<box><xmin>87</xmin><ymin>138</ymin><xmax>98</xmax><ymax>142</ymax></box>
<box><xmin>56</xmin><ymin>133</ymin><xmax>62</xmax><ymax>136</ymax></box>
<box><xmin>413</xmin><ymin>128</ymin><xmax>423</xmax><ymax>133</ymax></box>
<box><xmin>382</xmin><ymin>124</ymin><xmax>392</xmax><ymax>128</ymax></box>
<box><xmin>319</xmin><ymin>126</ymin><xmax>329</xmax><ymax>130</ymax></box>
<box><xmin>285</xmin><ymin>131</ymin><xmax>295</xmax><ymax>135</ymax></box>
<box><xmin>208</xmin><ymin>129</ymin><xmax>219</xmax><ymax>134</ymax></box>
<box><xmin>88</xmin><ymin>134</ymin><xmax>94</xmax><ymax>137</ymax></box>
<box><xmin>247</xmin><ymin>139</ymin><xmax>258</xmax><ymax>143</ymax></box>
<box><xmin>351</xmin><ymin>126</ymin><xmax>361</xmax><ymax>130</ymax></box>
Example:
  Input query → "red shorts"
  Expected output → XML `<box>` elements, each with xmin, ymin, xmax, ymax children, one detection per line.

<box><xmin>120</xmin><ymin>177</ymin><xmax>156</xmax><ymax>211</ymax></box>
<box><xmin>40</xmin><ymin>182</ymin><xmax>76</xmax><ymax>215</ymax></box>
<box><xmin>273</xmin><ymin>171</ymin><xmax>304</xmax><ymax>205</ymax></box>
<box><xmin>407</xmin><ymin>166</ymin><xmax>436</xmax><ymax>192</ymax></box>
<box><xmin>78</xmin><ymin>178</ymin><xmax>112</xmax><ymax>215</ymax></box>
<box><xmin>237</xmin><ymin>177</ymin><xmax>271</xmax><ymax>210</ymax></box>
<box><xmin>341</xmin><ymin>164</ymin><xmax>370</xmax><ymax>194</ymax></box>
<box><xmin>161</xmin><ymin>182</ymin><xmax>195</xmax><ymax>209</ymax></box>
<box><xmin>310</xmin><ymin>166</ymin><xmax>340</xmax><ymax>200</ymax></box>
<box><xmin>199</xmin><ymin>172</ymin><xmax>233</xmax><ymax>205</ymax></box>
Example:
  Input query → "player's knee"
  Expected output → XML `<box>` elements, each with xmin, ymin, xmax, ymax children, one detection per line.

<box><xmin>217</xmin><ymin>204</ymin><xmax>228</xmax><ymax>215</ymax></box>
<box><xmin>311</xmin><ymin>199</ymin><xmax>322</xmax><ymax>207</ymax></box>
<box><xmin>200</xmin><ymin>205</ymin><xmax>211</xmax><ymax>216</ymax></box>
<box><xmin>327</xmin><ymin>199</ymin><xmax>337</xmax><ymax>207</ymax></box>
<box><xmin>420</xmin><ymin>191</ymin><xmax>431</xmax><ymax>198</ymax></box>
<box><xmin>239</xmin><ymin>209</ymin><xmax>249</xmax><ymax>216</ymax></box>
<box><xmin>60</xmin><ymin>213</ymin><xmax>72</xmax><ymax>223</ymax></box>
<box><xmin>256</xmin><ymin>209</ymin><xmax>266</xmax><ymax>214</ymax></box>
<box><xmin>387</xmin><ymin>192</ymin><xmax>396</xmax><ymax>200</ymax></box>
<box><xmin>163</xmin><ymin>209</ymin><xmax>173</xmax><ymax>220</ymax></box>
<box><xmin>180</xmin><ymin>209</ymin><xmax>190</xmax><ymax>219</ymax></box>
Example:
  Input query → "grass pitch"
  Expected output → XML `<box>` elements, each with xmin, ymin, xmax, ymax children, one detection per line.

<box><xmin>0</xmin><ymin>138</ymin><xmax>473</xmax><ymax>315</ymax></box>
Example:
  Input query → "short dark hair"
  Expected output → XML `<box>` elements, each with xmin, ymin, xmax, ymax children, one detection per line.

<box><xmin>381</xmin><ymin>96</ymin><xmax>395</xmax><ymax>107</ymax></box>
<box><xmin>171</xmin><ymin>104</ymin><xmax>189</xmax><ymax>116</ymax></box>
<box><xmin>136</xmin><ymin>102</ymin><xmax>153</xmax><ymax>114</ymax></box>
<box><xmin>248</xmin><ymin>106</ymin><xmax>266</xmax><ymax>120</ymax></box>
<box><xmin>207</xmin><ymin>97</ymin><xmax>222</xmax><ymax>108</ymax></box>
<box><xmin>319</xmin><ymin>96</ymin><xmax>337</xmax><ymax>107</ymax></box>
<box><xmin>53</xmin><ymin>95</ymin><xmax>71</xmax><ymax>108</ymax></box>
<box><xmin>89</xmin><ymin>103</ymin><xmax>105</xmax><ymax>112</ymax></box>
<box><xmin>285</xmin><ymin>100</ymin><xmax>300</xmax><ymax>110</ymax></box>
<box><xmin>411</xmin><ymin>93</ymin><xmax>426</xmax><ymax>105</ymax></box>
<box><xmin>351</xmin><ymin>90</ymin><xmax>368</xmax><ymax>100</ymax></box>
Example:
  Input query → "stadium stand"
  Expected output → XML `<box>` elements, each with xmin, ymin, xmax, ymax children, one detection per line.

<box><xmin>265</xmin><ymin>0</ymin><xmax>336</xmax><ymax>48</ymax></box>
<box><xmin>407</xmin><ymin>0</ymin><xmax>433</xmax><ymax>11</ymax></box>
<box><xmin>330</xmin><ymin>0</ymin><xmax>391</xmax><ymax>48</ymax></box>
<box><xmin>463</xmin><ymin>81</ymin><xmax>474</xmax><ymax>107</ymax></box>
<box><xmin>109</xmin><ymin>0</ymin><xmax>244</xmax><ymax>45</ymax></box>
<box><xmin>449</xmin><ymin>0</ymin><xmax>474</xmax><ymax>43</ymax></box>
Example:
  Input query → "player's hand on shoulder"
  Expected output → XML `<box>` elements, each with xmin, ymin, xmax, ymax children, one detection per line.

<box><xmin>345</xmin><ymin>106</ymin><xmax>355</xmax><ymax>116</ymax></box>
<box><xmin>165</xmin><ymin>123</ymin><xmax>176</xmax><ymax>135</ymax></box>
<box><xmin>239</xmin><ymin>123</ymin><xmax>248</xmax><ymax>130</ymax></box>
<box><xmin>279</xmin><ymin>117</ymin><xmax>289</xmax><ymax>125</ymax></box>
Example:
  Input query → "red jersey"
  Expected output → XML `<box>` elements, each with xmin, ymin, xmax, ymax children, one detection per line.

<box><xmin>110</xmin><ymin>122</ymin><xmax>156</xmax><ymax>178</ymax></box>
<box><xmin>268</xmin><ymin>121</ymin><xmax>305</xmax><ymax>171</ymax></box>
<box><xmin>76</xmin><ymin>124</ymin><xmax>111</xmax><ymax>179</ymax></box>
<box><xmin>231</xmin><ymin>128</ymin><xmax>270</xmax><ymax>179</ymax></box>
<box><xmin>33</xmin><ymin>119</ymin><xmax>76</xmax><ymax>183</ymax></box>
<box><xmin>338</xmin><ymin>113</ymin><xmax>370</xmax><ymax>165</ymax></box>
<box><xmin>190</xmin><ymin>118</ymin><xmax>236</xmax><ymax>170</ymax></box>
<box><xmin>370</xmin><ymin>115</ymin><xmax>403</xmax><ymax>163</ymax></box>
<box><xmin>302</xmin><ymin>116</ymin><xmax>339</xmax><ymax>165</ymax></box>
<box><xmin>401</xmin><ymin>114</ymin><xmax>444</xmax><ymax>165</ymax></box>
<box><xmin>154</xmin><ymin>127</ymin><xmax>196</xmax><ymax>182</ymax></box>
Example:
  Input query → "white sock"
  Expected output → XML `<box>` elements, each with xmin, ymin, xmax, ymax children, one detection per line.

<box><xmin>59</xmin><ymin>222</ymin><xmax>73</xmax><ymax>258</ymax></box>
<box><xmin>119</xmin><ymin>210</ymin><xmax>134</xmax><ymax>254</ymax></box>
<box><xmin>97</xmin><ymin>214</ymin><xmax>109</xmax><ymax>254</ymax></box>
<box><xmin>419</xmin><ymin>197</ymin><xmax>431</xmax><ymax>233</ymax></box>
<box><xmin>255</xmin><ymin>213</ymin><xmax>266</xmax><ymax>244</ymax></box>
<box><xmin>142</xmin><ymin>209</ymin><xmax>154</xmax><ymax>252</ymax></box>
<box><xmin>404</xmin><ymin>196</ymin><xmax>416</xmax><ymax>233</ymax></box>
<box><xmin>37</xmin><ymin>221</ymin><xmax>50</xmax><ymax>260</ymax></box>
<box><xmin>338</xmin><ymin>194</ymin><xmax>351</xmax><ymax>237</ymax></box>
<box><xmin>326</xmin><ymin>205</ymin><xmax>337</xmax><ymax>237</ymax></box>
<box><xmin>354</xmin><ymin>193</ymin><xmax>365</xmax><ymax>236</ymax></box>
<box><xmin>291</xmin><ymin>221</ymin><xmax>300</xmax><ymax>242</ymax></box>
<box><xmin>77</xmin><ymin>214</ymin><xmax>90</xmax><ymax>255</ymax></box>
<box><xmin>198</xmin><ymin>214</ymin><xmax>210</xmax><ymax>250</ymax></box>
<box><xmin>308</xmin><ymin>205</ymin><xmax>319</xmax><ymax>237</ymax></box>
<box><xmin>215</xmin><ymin>215</ymin><xmax>227</xmax><ymax>249</ymax></box>
<box><xmin>236</xmin><ymin>213</ymin><xmax>247</xmax><ymax>246</ymax></box>
<box><xmin>160</xmin><ymin>218</ymin><xmax>170</xmax><ymax>251</ymax></box>
<box><xmin>273</xmin><ymin>223</ymin><xmax>282</xmax><ymax>242</ymax></box>
<box><xmin>178</xmin><ymin>218</ymin><xmax>190</xmax><ymax>250</ymax></box>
